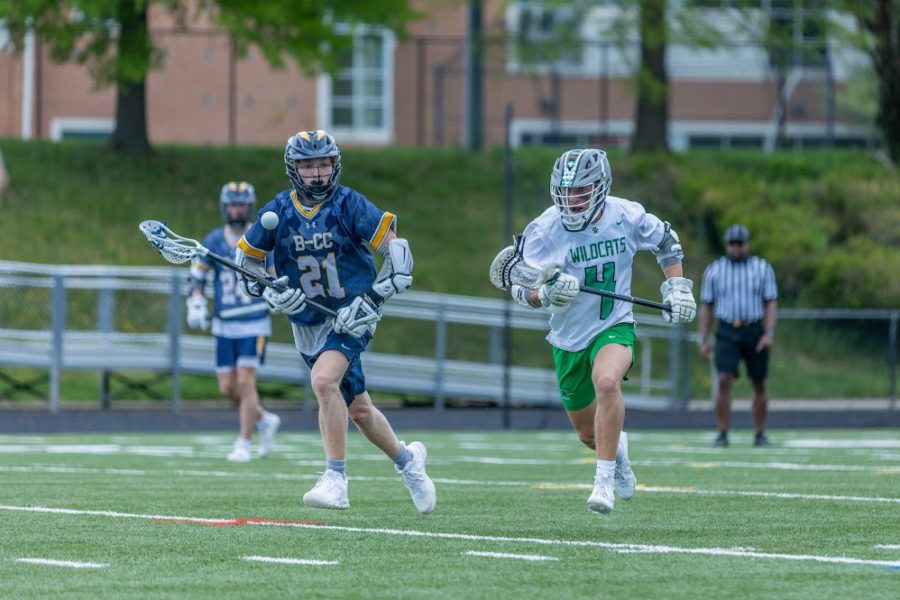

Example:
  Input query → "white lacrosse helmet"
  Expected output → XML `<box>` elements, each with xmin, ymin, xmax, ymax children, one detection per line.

<box><xmin>549</xmin><ymin>149</ymin><xmax>612</xmax><ymax>232</ymax></box>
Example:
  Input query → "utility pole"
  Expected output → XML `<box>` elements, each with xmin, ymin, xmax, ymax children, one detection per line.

<box><xmin>465</xmin><ymin>0</ymin><xmax>483</xmax><ymax>150</ymax></box>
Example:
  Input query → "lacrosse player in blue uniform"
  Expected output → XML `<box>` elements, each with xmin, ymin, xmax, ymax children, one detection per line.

<box><xmin>235</xmin><ymin>130</ymin><xmax>435</xmax><ymax>514</ymax></box>
<box><xmin>186</xmin><ymin>181</ymin><xmax>281</xmax><ymax>463</ymax></box>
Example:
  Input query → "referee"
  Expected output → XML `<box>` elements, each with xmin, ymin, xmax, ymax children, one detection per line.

<box><xmin>699</xmin><ymin>224</ymin><xmax>778</xmax><ymax>447</ymax></box>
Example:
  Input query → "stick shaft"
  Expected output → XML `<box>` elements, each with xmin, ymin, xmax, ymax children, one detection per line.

<box><xmin>578</xmin><ymin>285</ymin><xmax>671</xmax><ymax>312</ymax></box>
<box><xmin>203</xmin><ymin>252</ymin><xmax>337</xmax><ymax>318</ymax></box>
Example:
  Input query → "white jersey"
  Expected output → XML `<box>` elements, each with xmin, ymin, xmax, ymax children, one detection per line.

<box><xmin>521</xmin><ymin>195</ymin><xmax>668</xmax><ymax>351</ymax></box>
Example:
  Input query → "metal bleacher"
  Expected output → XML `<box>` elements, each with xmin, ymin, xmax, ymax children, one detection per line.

<box><xmin>0</xmin><ymin>260</ymin><xmax>689</xmax><ymax>412</ymax></box>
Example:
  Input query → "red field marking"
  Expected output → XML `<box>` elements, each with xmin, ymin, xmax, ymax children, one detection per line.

<box><xmin>152</xmin><ymin>517</ymin><xmax>325</xmax><ymax>527</ymax></box>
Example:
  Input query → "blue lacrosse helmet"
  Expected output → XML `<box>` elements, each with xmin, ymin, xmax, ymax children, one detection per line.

<box><xmin>219</xmin><ymin>181</ymin><xmax>256</xmax><ymax>227</ymax></box>
<box><xmin>284</xmin><ymin>129</ymin><xmax>342</xmax><ymax>204</ymax></box>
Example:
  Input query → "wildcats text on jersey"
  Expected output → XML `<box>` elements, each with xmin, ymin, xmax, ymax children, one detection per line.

<box><xmin>569</xmin><ymin>237</ymin><xmax>626</xmax><ymax>264</ymax></box>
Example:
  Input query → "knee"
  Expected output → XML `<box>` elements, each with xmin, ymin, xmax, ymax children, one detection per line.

<box><xmin>348</xmin><ymin>402</ymin><xmax>371</xmax><ymax>426</ymax></box>
<box><xmin>219</xmin><ymin>381</ymin><xmax>236</xmax><ymax>399</ymax></box>
<box><xmin>592</xmin><ymin>374</ymin><xmax>620</xmax><ymax>400</ymax></box>
<box><xmin>310</xmin><ymin>372</ymin><xmax>340</xmax><ymax>399</ymax></box>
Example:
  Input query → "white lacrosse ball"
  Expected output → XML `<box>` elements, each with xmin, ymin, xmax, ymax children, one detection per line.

<box><xmin>260</xmin><ymin>211</ymin><xmax>279</xmax><ymax>230</ymax></box>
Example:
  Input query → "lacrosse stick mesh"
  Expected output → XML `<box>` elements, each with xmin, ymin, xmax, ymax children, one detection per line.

<box><xmin>138</xmin><ymin>220</ymin><xmax>201</xmax><ymax>265</ymax></box>
<box><xmin>488</xmin><ymin>237</ymin><xmax>557</xmax><ymax>290</ymax></box>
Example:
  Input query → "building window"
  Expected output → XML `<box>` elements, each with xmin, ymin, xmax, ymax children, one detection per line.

<box><xmin>319</xmin><ymin>29</ymin><xmax>394</xmax><ymax>144</ymax></box>
<box><xmin>506</xmin><ymin>1</ymin><xmax>587</xmax><ymax>74</ymax></box>
<box><xmin>49</xmin><ymin>117</ymin><xmax>114</xmax><ymax>141</ymax></box>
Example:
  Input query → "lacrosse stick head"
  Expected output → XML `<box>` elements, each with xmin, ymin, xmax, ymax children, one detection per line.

<box><xmin>489</xmin><ymin>238</ymin><xmax>557</xmax><ymax>290</ymax></box>
<box><xmin>138</xmin><ymin>220</ymin><xmax>202</xmax><ymax>265</ymax></box>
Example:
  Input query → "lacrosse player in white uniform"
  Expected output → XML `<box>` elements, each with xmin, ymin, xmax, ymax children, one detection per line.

<box><xmin>507</xmin><ymin>149</ymin><xmax>696</xmax><ymax>515</ymax></box>
<box><xmin>186</xmin><ymin>181</ymin><xmax>281</xmax><ymax>463</ymax></box>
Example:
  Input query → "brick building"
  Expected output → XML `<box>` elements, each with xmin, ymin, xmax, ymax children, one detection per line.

<box><xmin>0</xmin><ymin>1</ymin><xmax>874</xmax><ymax>150</ymax></box>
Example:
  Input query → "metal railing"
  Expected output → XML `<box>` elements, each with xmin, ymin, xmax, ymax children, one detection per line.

<box><xmin>0</xmin><ymin>260</ymin><xmax>688</xmax><ymax>411</ymax></box>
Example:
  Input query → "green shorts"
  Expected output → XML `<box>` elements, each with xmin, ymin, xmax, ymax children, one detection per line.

<box><xmin>551</xmin><ymin>322</ymin><xmax>636</xmax><ymax>411</ymax></box>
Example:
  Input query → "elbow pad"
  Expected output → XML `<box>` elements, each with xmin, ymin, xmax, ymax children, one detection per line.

<box><xmin>370</xmin><ymin>238</ymin><xmax>413</xmax><ymax>303</ymax></box>
<box><xmin>653</xmin><ymin>222</ymin><xmax>684</xmax><ymax>269</ymax></box>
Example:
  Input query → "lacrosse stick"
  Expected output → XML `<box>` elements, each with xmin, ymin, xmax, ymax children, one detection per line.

<box><xmin>138</xmin><ymin>220</ymin><xmax>336</xmax><ymax>317</ymax></box>
<box><xmin>489</xmin><ymin>236</ymin><xmax>672</xmax><ymax>312</ymax></box>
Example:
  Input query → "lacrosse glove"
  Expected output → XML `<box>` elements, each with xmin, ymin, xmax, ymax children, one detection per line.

<box><xmin>185</xmin><ymin>294</ymin><xmax>210</xmax><ymax>330</ymax></box>
<box><xmin>538</xmin><ymin>273</ymin><xmax>579</xmax><ymax>313</ymax></box>
<box><xmin>660</xmin><ymin>277</ymin><xmax>697</xmax><ymax>323</ymax></box>
<box><xmin>262</xmin><ymin>276</ymin><xmax>306</xmax><ymax>315</ymax></box>
<box><xmin>334</xmin><ymin>295</ymin><xmax>381</xmax><ymax>338</ymax></box>
<box><xmin>234</xmin><ymin>247</ymin><xmax>267</xmax><ymax>298</ymax></box>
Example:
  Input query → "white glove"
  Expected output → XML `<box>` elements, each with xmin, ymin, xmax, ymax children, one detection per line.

<box><xmin>262</xmin><ymin>276</ymin><xmax>306</xmax><ymax>315</ymax></box>
<box><xmin>334</xmin><ymin>295</ymin><xmax>381</xmax><ymax>338</ymax></box>
<box><xmin>185</xmin><ymin>295</ymin><xmax>209</xmax><ymax>330</ymax></box>
<box><xmin>660</xmin><ymin>277</ymin><xmax>697</xmax><ymax>323</ymax></box>
<box><xmin>235</xmin><ymin>247</ymin><xmax>267</xmax><ymax>298</ymax></box>
<box><xmin>538</xmin><ymin>273</ymin><xmax>580</xmax><ymax>313</ymax></box>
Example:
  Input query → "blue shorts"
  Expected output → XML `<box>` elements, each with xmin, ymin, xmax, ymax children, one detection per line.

<box><xmin>216</xmin><ymin>336</ymin><xmax>267</xmax><ymax>371</ymax></box>
<box><xmin>301</xmin><ymin>330</ymin><xmax>372</xmax><ymax>406</ymax></box>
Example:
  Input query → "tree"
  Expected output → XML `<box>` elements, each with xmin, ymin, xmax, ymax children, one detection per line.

<box><xmin>632</xmin><ymin>0</ymin><xmax>669</xmax><ymax>153</ymax></box>
<box><xmin>836</xmin><ymin>0</ymin><xmax>900</xmax><ymax>163</ymax></box>
<box><xmin>0</xmin><ymin>1</ymin><xmax>418</xmax><ymax>154</ymax></box>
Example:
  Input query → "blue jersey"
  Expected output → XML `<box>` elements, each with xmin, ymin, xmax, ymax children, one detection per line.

<box><xmin>197</xmin><ymin>227</ymin><xmax>273</xmax><ymax>337</ymax></box>
<box><xmin>238</xmin><ymin>185</ymin><xmax>395</xmax><ymax>326</ymax></box>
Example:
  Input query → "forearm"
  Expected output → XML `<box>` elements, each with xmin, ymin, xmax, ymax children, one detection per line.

<box><xmin>699</xmin><ymin>304</ymin><xmax>713</xmax><ymax>340</ymax></box>
<box><xmin>661</xmin><ymin>263</ymin><xmax>684</xmax><ymax>279</ymax></box>
<box><xmin>764</xmin><ymin>300</ymin><xmax>777</xmax><ymax>336</ymax></box>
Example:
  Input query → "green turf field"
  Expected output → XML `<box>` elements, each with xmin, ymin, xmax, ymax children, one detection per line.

<box><xmin>0</xmin><ymin>429</ymin><xmax>897</xmax><ymax>599</ymax></box>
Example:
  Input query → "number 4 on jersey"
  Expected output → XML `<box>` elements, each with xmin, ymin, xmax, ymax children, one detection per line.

<box><xmin>584</xmin><ymin>262</ymin><xmax>615</xmax><ymax>320</ymax></box>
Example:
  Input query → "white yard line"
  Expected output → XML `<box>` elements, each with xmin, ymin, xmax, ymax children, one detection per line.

<box><xmin>3</xmin><ymin>465</ymin><xmax>898</xmax><ymax>505</ymax></box>
<box><xmin>464</xmin><ymin>550</ymin><xmax>558</xmax><ymax>562</ymax></box>
<box><xmin>1</xmin><ymin>504</ymin><xmax>897</xmax><ymax>570</ymax></box>
<box><xmin>242</xmin><ymin>556</ymin><xmax>338</xmax><ymax>566</ymax></box>
<box><xmin>874</xmin><ymin>544</ymin><xmax>900</xmax><ymax>550</ymax></box>
<box><xmin>15</xmin><ymin>558</ymin><xmax>108</xmax><ymax>569</ymax></box>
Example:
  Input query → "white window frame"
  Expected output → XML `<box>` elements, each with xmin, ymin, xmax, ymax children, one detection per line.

<box><xmin>505</xmin><ymin>1</ymin><xmax>592</xmax><ymax>76</ymax></box>
<box><xmin>49</xmin><ymin>117</ymin><xmax>114</xmax><ymax>141</ymax></box>
<box><xmin>317</xmin><ymin>27</ymin><xmax>395</xmax><ymax>145</ymax></box>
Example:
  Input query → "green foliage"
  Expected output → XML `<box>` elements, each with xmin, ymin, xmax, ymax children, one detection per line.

<box><xmin>0</xmin><ymin>139</ymin><xmax>898</xmax><ymax>310</ymax></box>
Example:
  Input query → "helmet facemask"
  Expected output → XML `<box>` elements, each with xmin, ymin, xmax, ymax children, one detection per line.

<box><xmin>550</xmin><ymin>149</ymin><xmax>612</xmax><ymax>232</ymax></box>
<box><xmin>219</xmin><ymin>181</ymin><xmax>256</xmax><ymax>228</ymax></box>
<box><xmin>284</xmin><ymin>130</ymin><xmax>342</xmax><ymax>204</ymax></box>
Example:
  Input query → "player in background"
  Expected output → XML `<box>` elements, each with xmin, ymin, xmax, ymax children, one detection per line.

<box><xmin>508</xmin><ymin>149</ymin><xmax>696</xmax><ymax>515</ymax></box>
<box><xmin>234</xmin><ymin>130</ymin><xmax>435</xmax><ymax>514</ymax></box>
<box><xmin>186</xmin><ymin>181</ymin><xmax>281</xmax><ymax>463</ymax></box>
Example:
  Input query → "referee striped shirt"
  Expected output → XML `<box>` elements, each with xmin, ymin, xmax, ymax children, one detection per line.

<box><xmin>700</xmin><ymin>256</ymin><xmax>777</xmax><ymax>323</ymax></box>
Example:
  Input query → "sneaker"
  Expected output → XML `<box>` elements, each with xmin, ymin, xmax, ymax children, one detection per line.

<box><xmin>227</xmin><ymin>440</ymin><xmax>252</xmax><ymax>463</ymax></box>
<box><xmin>396</xmin><ymin>441</ymin><xmax>436</xmax><ymax>514</ymax></box>
<box><xmin>256</xmin><ymin>412</ymin><xmax>281</xmax><ymax>458</ymax></box>
<box><xmin>713</xmin><ymin>432</ymin><xmax>729</xmax><ymax>448</ymax></box>
<box><xmin>753</xmin><ymin>433</ymin><xmax>773</xmax><ymax>447</ymax></box>
<box><xmin>614</xmin><ymin>432</ymin><xmax>636</xmax><ymax>500</ymax></box>
<box><xmin>302</xmin><ymin>469</ymin><xmax>349</xmax><ymax>510</ymax></box>
<box><xmin>587</xmin><ymin>475</ymin><xmax>615</xmax><ymax>515</ymax></box>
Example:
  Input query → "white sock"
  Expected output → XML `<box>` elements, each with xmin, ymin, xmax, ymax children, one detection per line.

<box><xmin>235</xmin><ymin>437</ymin><xmax>251</xmax><ymax>449</ymax></box>
<box><xmin>595</xmin><ymin>459</ymin><xmax>615</xmax><ymax>481</ymax></box>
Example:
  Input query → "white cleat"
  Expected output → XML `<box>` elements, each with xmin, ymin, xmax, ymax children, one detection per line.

<box><xmin>303</xmin><ymin>469</ymin><xmax>349</xmax><ymax>510</ymax></box>
<box><xmin>587</xmin><ymin>475</ymin><xmax>615</xmax><ymax>515</ymax></box>
<box><xmin>256</xmin><ymin>412</ymin><xmax>281</xmax><ymax>458</ymax></box>
<box><xmin>227</xmin><ymin>441</ymin><xmax>252</xmax><ymax>463</ymax></box>
<box><xmin>397</xmin><ymin>441</ymin><xmax>436</xmax><ymax>514</ymax></box>
<box><xmin>614</xmin><ymin>431</ymin><xmax>637</xmax><ymax>500</ymax></box>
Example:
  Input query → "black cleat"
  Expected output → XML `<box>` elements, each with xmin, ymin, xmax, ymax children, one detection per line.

<box><xmin>753</xmin><ymin>434</ymin><xmax>773</xmax><ymax>447</ymax></box>
<box><xmin>713</xmin><ymin>432</ymin><xmax>729</xmax><ymax>447</ymax></box>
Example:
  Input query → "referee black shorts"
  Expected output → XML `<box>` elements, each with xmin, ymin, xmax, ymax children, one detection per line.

<box><xmin>714</xmin><ymin>320</ymin><xmax>769</xmax><ymax>381</ymax></box>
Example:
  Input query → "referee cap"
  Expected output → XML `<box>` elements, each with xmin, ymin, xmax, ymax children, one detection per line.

<box><xmin>724</xmin><ymin>224</ymin><xmax>749</xmax><ymax>244</ymax></box>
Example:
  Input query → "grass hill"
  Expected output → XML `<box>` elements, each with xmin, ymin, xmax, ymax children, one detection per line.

<box><xmin>1</xmin><ymin>139</ymin><xmax>898</xmax><ymax>402</ymax></box>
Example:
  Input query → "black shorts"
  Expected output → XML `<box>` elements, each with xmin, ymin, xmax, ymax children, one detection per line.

<box><xmin>714</xmin><ymin>321</ymin><xmax>769</xmax><ymax>381</ymax></box>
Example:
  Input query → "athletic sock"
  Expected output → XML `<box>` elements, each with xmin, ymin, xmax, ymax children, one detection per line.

<box><xmin>326</xmin><ymin>459</ymin><xmax>346</xmax><ymax>475</ymax></box>
<box><xmin>391</xmin><ymin>444</ymin><xmax>413</xmax><ymax>470</ymax></box>
<box><xmin>235</xmin><ymin>437</ymin><xmax>251</xmax><ymax>448</ymax></box>
<box><xmin>595</xmin><ymin>459</ymin><xmax>616</xmax><ymax>481</ymax></box>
